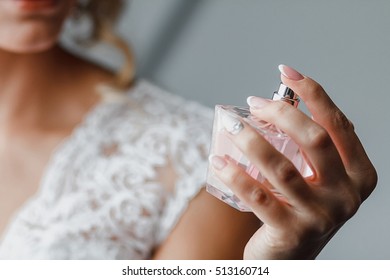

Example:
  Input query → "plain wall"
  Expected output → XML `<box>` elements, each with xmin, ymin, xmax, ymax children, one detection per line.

<box><xmin>63</xmin><ymin>0</ymin><xmax>390</xmax><ymax>259</ymax></box>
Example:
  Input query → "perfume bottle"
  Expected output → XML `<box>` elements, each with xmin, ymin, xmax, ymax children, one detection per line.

<box><xmin>206</xmin><ymin>83</ymin><xmax>312</xmax><ymax>212</ymax></box>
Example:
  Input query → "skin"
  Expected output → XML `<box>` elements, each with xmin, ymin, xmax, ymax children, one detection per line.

<box><xmin>0</xmin><ymin>0</ymin><xmax>259</xmax><ymax>259</ymax></box>
<box><xmin>0</xmin><ymin>0</ymin><xmax>376</xmax><ymax>260</ymax></box>
<box><xmin>211</xmin><ymin>66</ymin><xmax>377</xmax><ymax>259</ymax></box>
<box><xmin>0</xmin><ymin>0</ymin><xmax>115</xmax><ymax>236</ymax></box>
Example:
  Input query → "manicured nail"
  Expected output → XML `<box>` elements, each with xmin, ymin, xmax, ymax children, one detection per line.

<box><xmin>221</xmin><ymin>114</ymin><xmax>244</xmax><ymax>135</ymax></box>
<box><xmin>278</xmin><ymin>64</ymin><xmax>304</xmax><ymax>81</ymax></box>
<box><xmin>247</xmin><ymin>96</ymin><xmax>269</xmax><ymax>109</ymax></box>
<box><xmin>209</xmin><ymin>155</ymin><xmax>227</xmax><ymax>170</ymax></box>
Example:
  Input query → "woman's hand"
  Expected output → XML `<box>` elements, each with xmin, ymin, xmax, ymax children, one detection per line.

<box><xmin>209</xmin><ymin>65</ymin><xmax>377</xmax><ymax>259</ymax></box>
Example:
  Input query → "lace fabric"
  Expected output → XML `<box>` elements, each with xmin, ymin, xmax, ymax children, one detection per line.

<box><xmin>0</xmin><ymin>81</ymin><xmax>213</xmax><ymax>259</ymax></box>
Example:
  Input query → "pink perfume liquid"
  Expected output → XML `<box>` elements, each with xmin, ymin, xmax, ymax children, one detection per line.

<box><xmin>206</xmin><ymin>105</ymin><xmax>312</xmax><ymax>212</ymax></box>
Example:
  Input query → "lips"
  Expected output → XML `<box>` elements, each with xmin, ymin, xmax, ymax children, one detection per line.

<box><xmin>13</xmin><ymin>0</ymin><xmax>59</xmax><ymax>11</ymax></box>
<box><xmin>15</xmin><ymin>0</ymin><xmax>47</xmax><ymax>1</ymax></box>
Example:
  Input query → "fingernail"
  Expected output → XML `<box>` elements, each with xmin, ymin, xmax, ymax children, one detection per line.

<box><xmin>221</xmin><ymin>114</ymin><xmax>244</xmax><ymax>135</ymax></box>
<box><xmin>209</xmin><ymin>155</ymin><xmax>227</xmax><ymax>170</ymax></box>
<box><xmin>278</xmin><ymin>64</ymin><xmax>304</xmax><ymax>81</ymax></box>
<box><xmin>247</xmin><ymin>96</ymin><xmax>269</xmax><ymax>109</ymax></box>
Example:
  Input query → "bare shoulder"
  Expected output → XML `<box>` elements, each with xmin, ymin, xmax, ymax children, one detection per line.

<box><xmin>60</xmin><ymin>49</ymin><xmax>121</xmax><ymax>106</ymax></box>
<box><xmin>59</xmin><ymin>47</ymin><xmax>118</xmax><ymax>90</ymax></box>
<box><xmin>72</xmin><ymin>54</ymin><xmax>117</xmax><ymax>88</ymax></box>
<box><xmin>153</xmin><ymin>188</ymin><xmax>260</xmax><ymax>259</ymax></box>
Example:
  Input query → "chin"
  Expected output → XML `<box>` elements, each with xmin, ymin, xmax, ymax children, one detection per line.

<box><xmin>0</xmin><ymin>0</ymin><xmax>74</xmax><ymax>54</ymax></box>
<box><xmin>0</xmin><ymin>21</ymin><xmax>63</xmax><ymax>54</ymax></box>
<box><xmin>0</xmin><ymin>38</ymin><xmax>59</xmax><ymax>54</ymax></box>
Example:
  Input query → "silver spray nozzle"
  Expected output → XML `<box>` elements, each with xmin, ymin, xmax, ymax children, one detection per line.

<box><xmin>272</xmin><ymin>83</ymin><xmax>300</xmax><ymax>107</ymax></box>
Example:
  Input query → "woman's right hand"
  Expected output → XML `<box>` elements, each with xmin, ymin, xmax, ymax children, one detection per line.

<box><xmin>210</xmin><ymin>65</ymin><xmax>377</xmax><ymax>259</ymax></box>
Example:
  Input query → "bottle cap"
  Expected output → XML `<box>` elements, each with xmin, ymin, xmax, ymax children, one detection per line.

<box><xmin>272</xmin><ymin>83</ymin><xmax>300</xmax><ymax>107</ymax></box>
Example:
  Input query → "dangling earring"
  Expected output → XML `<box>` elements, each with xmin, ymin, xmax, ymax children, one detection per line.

<box><xmin>64</xmin><ymin>0</ymin><xmax>95</xmax><ymax>46</ymax></box>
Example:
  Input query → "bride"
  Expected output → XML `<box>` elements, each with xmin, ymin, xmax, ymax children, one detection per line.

<box><xmin>0</xmin><ymin>0</ymin><xmax>377</xmax><ymax>259</ymax></box>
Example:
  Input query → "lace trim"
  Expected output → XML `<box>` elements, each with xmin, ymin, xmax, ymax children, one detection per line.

<box><xmin>0</xmin><ymin>80</ymin><xmax>213</xmax><ymax>259</ymax></box>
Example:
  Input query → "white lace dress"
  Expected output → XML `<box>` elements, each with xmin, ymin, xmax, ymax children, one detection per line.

<box><xmin>0</xmin><ymin>81</ymin><xmax>213</xmax><ymax>259</ymax></box>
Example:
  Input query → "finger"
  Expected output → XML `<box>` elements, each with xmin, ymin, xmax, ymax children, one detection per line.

<box><xmin>248</xmin><ymin>97</ymin><xmax>347</xmax><ymax>182</ymax></box>
<box><xmin>278</xmin><ymin>64</ymin><xmax>373</xmax><ymax>176</ymax></box>
<box><xmin>209</xmin><ymin>154</ymin><xmax>292</xmax><ymax>227</ymax></box>
<box><xmin>221</xmin><ymin>115</ymin><xmax>311</xmax><ymax>205</ymax></box>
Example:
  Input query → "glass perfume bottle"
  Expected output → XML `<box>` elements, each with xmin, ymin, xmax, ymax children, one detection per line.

<box><xmin>206</xmin><ymin>83</ymin><xmax>312</xmax><ymax>212</ymax></box>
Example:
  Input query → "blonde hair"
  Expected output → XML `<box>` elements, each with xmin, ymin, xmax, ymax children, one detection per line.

<box><xmin>72</xmin><ymin>0</ymin><xmax>135</xmax><ymax>89</ymax></box>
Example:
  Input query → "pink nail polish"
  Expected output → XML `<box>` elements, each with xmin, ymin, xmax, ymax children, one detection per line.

<box><xmin>278</xmin><ymin>64</ymin><xmax>304</xmax><ymax>81</ymax></box>
<box><xmin>206</xmin><ymin>83</ymin><xmax>312</xmax><ymax>212</ymax></box>
<box><xmin>246</xmin><ymin>96</ymin><xmax>269</xmax><ymax>109</ymax></box>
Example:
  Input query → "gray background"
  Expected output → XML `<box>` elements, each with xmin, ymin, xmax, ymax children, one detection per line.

<box><xmin>64</xmin><ymin>0</ymin><xmax>390</xmax><ymax>259</ymax></box>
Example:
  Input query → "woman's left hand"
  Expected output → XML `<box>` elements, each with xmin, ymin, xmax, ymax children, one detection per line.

<box><xmin>209</xmin><ymin>65</ymin><xmax>377</xmax><ymax>259</ymax></box>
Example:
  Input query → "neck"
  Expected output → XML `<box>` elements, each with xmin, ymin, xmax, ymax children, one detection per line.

<box><xmin>0</xmin><ymin>45</ymin><xmax>98</xmax><ymax>131</ymax></box>
<box><xmin>0</xmin><ymin>45</ymin><xmax>64</xmax><ymax>116</ymax></box>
